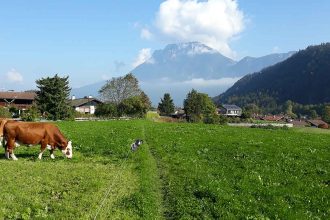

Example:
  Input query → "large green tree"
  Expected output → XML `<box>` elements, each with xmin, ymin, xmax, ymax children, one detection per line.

<box><xmin>158</xmin><ymin>93</ymin><xmax>175</xmax><ymax>116</ymax></box>
<box><xmin>184</xmin><ymin>89</ymin><xmax>218</xmax><ymax>123</ymax></box>
<box><xmin>35</xmin><ymin>74</ymin><xmax>72</xmax><ymax>120</ymax></box>
<box><xmin>99</xmin><ymin>73</ymin><xmax>142</xmax><ymax>104</ymax></box>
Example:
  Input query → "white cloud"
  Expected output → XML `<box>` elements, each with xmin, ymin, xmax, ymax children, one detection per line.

<box><xmin>141</xmin><ymin>77</ymin><xmax>241</xmax><ymax>87</ymax></box>
<box><xmin>101</xmin><ymin>74</ymin><xmax>111</xmax><ymax>81</ymax></box>
<box><xmin>140</xmin><ymin>76</ymin><xmax>241</xmax><ymax>105</ymax></box>
<box><xmin>183</xmin><ymin>77</ymin><xmax>241</xmax><ymax>87</ymax></box>
<box><xmin>154</xmin><ymin>0</ymin><xmax>245</xmax><ymax>58</ymax></box>
<box><xmin>272</xmin><ymin>46</ymin><xmax>280</xmax><ymax>53</ymax></box>
<box><xmin>132</xmin><ymin>48</ymin><xmax>153</xmax><ymax>68</ymax></box>
<box><xmin>141</xmin><ymin>28</ymin><xmax>153</xmax><ymax>40</ymax></box>
<box><xmin>6</xmin><ymin>68</ymin><xmax>23</xmax><ymax>83</ymax></box>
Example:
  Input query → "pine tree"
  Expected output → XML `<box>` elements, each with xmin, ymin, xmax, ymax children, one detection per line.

<box><xmin>35</xmin><ymin>74</ymin><xmax>72</xmax><ymax>120</ymax></box>
<box><xmin>158</xmin><ymin>93</ymin><xmax>175</xmax><ymax>116</ymax></box>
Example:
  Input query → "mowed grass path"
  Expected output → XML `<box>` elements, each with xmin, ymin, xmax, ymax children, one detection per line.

<box><xmin>0</xmin><ymin>120</ymin><xmax>329</xmax><ymax>219</ymax></box>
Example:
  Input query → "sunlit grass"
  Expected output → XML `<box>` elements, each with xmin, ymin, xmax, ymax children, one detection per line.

<box><xmin>0</xmin><ymin>120</ymin><xmax>328</xmax><ymax>219</ymax></box>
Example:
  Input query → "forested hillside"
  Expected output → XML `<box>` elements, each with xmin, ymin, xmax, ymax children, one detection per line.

<box><xmin>215</xmin><ymin>43</ymin><xmax>330</xmax><ymax>109</ymax></box>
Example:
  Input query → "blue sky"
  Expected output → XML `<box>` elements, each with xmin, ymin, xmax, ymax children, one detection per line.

<box><xmin>0</xmin><ymin>0</ymin><xmax>329</xmax><ymax>91</ymax></box>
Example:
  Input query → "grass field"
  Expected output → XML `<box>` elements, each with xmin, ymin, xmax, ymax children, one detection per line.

<box><xmin>0</xmin><ymin>120</ymin><xmax>329</xmax><ymax>219</ymax></box>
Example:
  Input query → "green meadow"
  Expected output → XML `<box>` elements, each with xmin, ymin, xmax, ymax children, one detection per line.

<box><xmin>0</xmin><ymin>120</ymin><xmax>329</xmax><ymax>219</ymax></box>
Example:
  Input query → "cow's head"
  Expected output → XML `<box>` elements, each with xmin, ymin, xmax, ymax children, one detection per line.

<box><xmin>61</xmin><ymin>141</ymin><xmax>73</xmax><ymax>159</ymax></box>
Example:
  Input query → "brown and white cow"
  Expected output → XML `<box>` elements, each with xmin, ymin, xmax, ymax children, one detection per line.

<box><xmin>3</xmin><ymin>121</ymin><xmax>72</xmax><ymax>160</ymax></box>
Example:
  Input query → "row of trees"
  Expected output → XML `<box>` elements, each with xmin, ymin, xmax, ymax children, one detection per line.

<box><xmin>157</xmin><ymin>89</ymin><xmax>218</xmax><ymax>124</ymax></box>
<box><xmin>3</xmin><ymin>72</ymin><xmax>328</xmax><ymax>124</ymax></box>
<box><xmin>1</xmin><ymin>73</ymin><xmax>151</xmax><ymax>120</ymax></box>
<box><xmin>239</xmin><ymin>100</ymin><xmax>330</xmax><ymax>123</ymax></box>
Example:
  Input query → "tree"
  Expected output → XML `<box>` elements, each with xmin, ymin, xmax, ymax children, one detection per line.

<box><xmin>322</xmin><ymin>105</ymin><xmax>330</xmax><ymax>123</ymax></box>
<box><xmin>118</xmin><ymin>96</ymin><xmax>148</xmax><ymax>118</ymax></box>
<box><xmin>309</xmin><ymin>109</ymin><xmax>318</xmax><ymax>119</ymax></box>
<box><xmin>140</xmin><ymin>91</ymin><xmax>152</xmax><ymax>111</ymax></box>
<box><xmin>284</xmin><ymin>100</ymin><xmax>297</xmax><ymax>118</ymax></box>
<box><xmin>35</xmin><ymin>74</ymin><xmax>72</xmax><ymax>120</ymax></box>
<box><xmin>99</xmin><ymin>73</ymin><xmax>142</xmax><ymax>104</ymax></box>
<box><xmin>158</xmin><ymin>93</ymin><xmax>175</xmax><ymax>116</ymax></box>
<box><xmin>184</xmin><ymin>89</ymin><xmax>218</xmax><ymax>123</ymax></box>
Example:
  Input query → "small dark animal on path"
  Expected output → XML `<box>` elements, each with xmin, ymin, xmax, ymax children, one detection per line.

<box><xmin>131</xmin><ymin>139</ymin><xmax>143</xmax><ymax>151</ymax></box>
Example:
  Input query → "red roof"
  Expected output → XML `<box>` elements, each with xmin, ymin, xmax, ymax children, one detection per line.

<box><xmin>0</xmin><ymin>91</ymin><xmax>36</xmax><ymax>100</ymax></box>
<box><xmin>262</xmin><ymin>115</ymin><xmax>284</xmax><ymax>121</ymax></box>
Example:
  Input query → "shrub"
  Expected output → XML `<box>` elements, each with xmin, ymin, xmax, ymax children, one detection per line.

<box><xmin>95</xmin><ymin>103</ymin><xmax>118</xmax><ymax>118</ymax></box>
<box><xmin>0</xmin><ymin>107</ymin><xmax>11</xmax><ymax>118</ymax></box>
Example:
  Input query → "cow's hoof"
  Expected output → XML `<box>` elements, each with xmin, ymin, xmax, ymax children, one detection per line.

<box><xmin>11</xmin><ymin>154</ymin><xmax>18</xmax><ymax>161</ymax></box>
<box><xmin>50</xmin><ymin>154</ymin><xmax>55</xmax><ymax>159</ymax></box>
<box><xmin>5</xmin><ymin>152</ymin><xmax>10</xmax><ymax>159</ymax></box>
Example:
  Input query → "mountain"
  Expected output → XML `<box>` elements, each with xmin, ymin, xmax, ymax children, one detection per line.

<box><xmin>71</xmin><ymin>81</ymin><xmax>104</xmax><ymax>99</ymax></box>
<box><xmin>132</xmin><ymin>42</ymin><xmax>235</xmax><ymax>81</ymax></box>
<box><xmin>72</xmin><ymin>42</ymin><xmax>295</xmax><ymax>106</ymax></box>
<box><xmin>228</xmin><ymin>52</ymin><xmax>296</xmax><ymax>77</ymax></box>
<box><xmin>132</xmin><ymin>42</ymin><xmax>294</xmax><ymax>81</ymax></box>
<box><xmin>214</xmin><ymin>43</ymin><xmax>330</xmax><ymax>106</ymax></box>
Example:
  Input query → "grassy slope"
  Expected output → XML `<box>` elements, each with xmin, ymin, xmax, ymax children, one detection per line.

<box><xmin>0</xmin><ymin>120</ymin><xmax>329</xmax><ymax>219</ymax></box>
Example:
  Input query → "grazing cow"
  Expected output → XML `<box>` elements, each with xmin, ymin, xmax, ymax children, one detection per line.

<box><xmin>3</xmin><ymin>121</ymin><xmax>72</xmax><ymax>160</ymax></box>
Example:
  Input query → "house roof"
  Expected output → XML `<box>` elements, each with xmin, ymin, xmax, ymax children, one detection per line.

<box><xmin>221</xmin><ymin>104</ymin><xmax>242</xmax><ymax>110</ymax></box>
<box><xmin>262</xmin><ymin>115</ymin><xmax>284</xmax><ymax>121</ymax></box>
<box><xmin>292</xmin><ymin>120</ymin><xmax>308</xmax><ymax>126</ymax></box>
<box><xmin>70</xmin><ymin>98</ymin><xmax>103</xmax><ymax>107</ymax></box>
<box><xmin>0</xmin><ymin>91</ymin><xmax>36</xmax><ymax>100</ymax></box>
<box><xmin>307</xmin><ymin>119</ymin><xmax>328</xmax><ymax>127</ymax></box>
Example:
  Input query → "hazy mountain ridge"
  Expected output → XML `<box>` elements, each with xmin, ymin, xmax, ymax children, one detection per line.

<box><xmin>72</xmin><ymin>42</ymin><xmax>296</xmax><ymax>105</ymax></box>
<box><xmin>215</xmin><ymin>43</ymin><xmax>330</xmax><ymax>106</ymax></box>
<box><xmin>132</xmin><ymin>42</ymin><xmax>295</xmax><ymax>81</ymax></box>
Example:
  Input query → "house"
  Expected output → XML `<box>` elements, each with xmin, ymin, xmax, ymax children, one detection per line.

<box><xmin>69</xmin><ymin>96</ymin><xmax>103</xmax><ymax>114</ymax></box>
<box><xmin>292</xmin><ymin>120</ymin><xmax>308</xmax><ymax>127</ymax></box>
<box><xmin>171</xmin><ymin>108</ymin><xmax>186</xmax><ymax>119</ymax></box>
<box><xmin>218</xmin><ymin>104</ymin><xmax>242</xmax><ymax>116</ymax></box>
<box><xmin>0</xmin><ymin>91</ymin><xmax>36</xmax><ymax>110</ymax></box>
<box><xmin>261</xmin><ymin>115</ymin><xmax>285</xmax><ymax>122</ymax></box>
<box><xmin>307</xmin><ymin>119</ymin><xmax>329</xmax><ymax>129</ymax></box>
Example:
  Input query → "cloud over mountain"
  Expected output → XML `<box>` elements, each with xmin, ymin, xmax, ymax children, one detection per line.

<box><xmin>132</xmin><ymin>48</ymin><xmax>153</xmax><ymax>68</ymax></box>
<box><xmin>154</xmin><ymin>0</ymin><xmax>245</xmax><ymax>58</ymax></box>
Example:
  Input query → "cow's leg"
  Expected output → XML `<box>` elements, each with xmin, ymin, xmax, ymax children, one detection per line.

<box><xmin>46</xmin><ymin>144</ymin><xmax>55</xmax><ymax>159</ymax></box>
<box><xmin>6</xmin><ymin>138</ymin><xmax>17</xmax><ymax>160</ymax></box>
<box><xmin>49</xmin><ymin>148</ymin><xmax>55</xmax><ymax>159</ymax></box>
<box><xmin>38</xmin><ymin>142</ymin><xmax>47</xmax><ymax>160</ymax></box>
